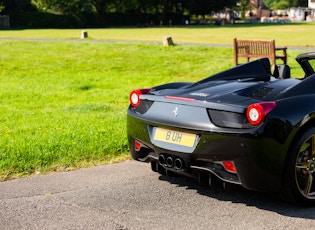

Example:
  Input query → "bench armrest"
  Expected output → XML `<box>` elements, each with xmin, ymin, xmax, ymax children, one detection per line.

<box><xmin>275</xmin><ymin>47</ymin><xmax>287</xmax><ymax>51</ymax></box>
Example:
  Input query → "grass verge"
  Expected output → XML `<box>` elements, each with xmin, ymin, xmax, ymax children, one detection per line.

<box><xmin>1</xmin><ymin>22</ymin><xmax>315</xmax><ymax>47</ymax></box>
<box><xmin>0</xmin><ymin>39</ymin><xmax>307</xmax><ymax>180</ymax></box>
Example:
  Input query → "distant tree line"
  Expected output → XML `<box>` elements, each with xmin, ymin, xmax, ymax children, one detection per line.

<box><xmin>0</xmin><ymin>0</ymin><xmax>239</xmax><ymax>27</ymax></box>
<box><xmin>264</xmin><ymin>0</ymin><xmax>307</xmax><ymax>10</ymax></box>
<box><xmin>0</xmin><ymin>0</ymin><xmax>308</xmax><ymax>28</ymax></box>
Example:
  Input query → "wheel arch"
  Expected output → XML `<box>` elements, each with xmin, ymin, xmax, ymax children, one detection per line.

<box><xmin>286</xmin><ymin>118</ymin><xmax>315</xmax><ymax>157</ymax></box>
<box><xmin>281</xmin><ymin>116</ymin><xmax>315</xmax><ymax>185</ymax></box>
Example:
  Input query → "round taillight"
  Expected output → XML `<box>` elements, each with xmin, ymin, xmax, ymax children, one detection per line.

<box><xmin>130</xmin><ymin>90</ymin><xmax>141</xmax><ymax>107</ymax></box>
<box><xmin>247</xmin><ymin>104</ymin><xmax>263</xmax><ymax>125</ymax></box>
<box><xmin>130</xmin><ymin>88</ymin><xmax>152</xmax><ymax>107</ymax></box>
<box><xmin>246</xmin><ymin>102</ymin><xmax>276</xmax><ymax>126</ymax></box>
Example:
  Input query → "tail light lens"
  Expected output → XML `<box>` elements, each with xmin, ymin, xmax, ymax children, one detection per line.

<box><xmin>130</xmin><ymin>88</ymin><xmax>151</xmax><ymax>107</ymax></box>
<box><xmin>246</xmin><ymin>102</ymin><xmax>276</xmax><ymax>126</ymax></box>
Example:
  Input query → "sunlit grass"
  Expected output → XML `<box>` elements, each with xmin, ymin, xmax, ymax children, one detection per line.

<box><xmin>0</xmin><ymin>41</ymin><xmax>232</xmax><ymax>180</ymax></box>
<box><xmin>0</xmin><ymin>34</ymin><xmax>307</xmax><ymax>180</ymax></box>
<box><xmin>0</xmin><ymin>22</ymin><xmax>315</xmax><ymax>47</ymax></box>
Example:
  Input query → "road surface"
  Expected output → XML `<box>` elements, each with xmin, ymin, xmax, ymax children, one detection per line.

<box><xmin>0</xmin><ymin>160</ymin><xmax>314</xmax><ymax>229</ymax></box>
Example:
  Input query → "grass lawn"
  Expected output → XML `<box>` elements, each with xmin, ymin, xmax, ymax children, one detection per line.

<box><xmin>1</xmin><ymin>22</ymin><xmax>315</xmax><ymax>47</ymax></box>
<box><xmin>0</xmin><ymin>24</ymin><xmax>311</xmax><ymax>180</ymax></box>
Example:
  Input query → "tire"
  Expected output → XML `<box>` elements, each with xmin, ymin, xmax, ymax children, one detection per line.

<box><xmin>282</xmin><ymin>127</ymin><xmax>315</xmax><ymax>206</ymax></box>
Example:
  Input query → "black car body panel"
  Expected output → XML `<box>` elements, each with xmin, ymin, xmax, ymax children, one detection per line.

<box><xmin>127</xmin><ymin>52</ymin><xmax>315</xmax><ymax>205</ymax></box>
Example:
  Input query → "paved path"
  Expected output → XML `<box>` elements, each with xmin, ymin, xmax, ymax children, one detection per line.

<box><xmin>0</xmin><ymin>37</ymin><xmax>314</xmax><ymax>51</ymax></box>
<box><xmin>0</xmin><ymin>160</ymin><xmax>315</xmax><ymax>230</ymax></box>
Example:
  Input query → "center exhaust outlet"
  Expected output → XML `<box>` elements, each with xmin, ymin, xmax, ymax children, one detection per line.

<box><xmin>166</xmin><ymin>157</ymin><xmax>173</xmax><ymax>168</ymax></box>
<box><xmin>158</xmin><ymin>154</ymin><xmax>184</xmax><ymax>170</ymax></box>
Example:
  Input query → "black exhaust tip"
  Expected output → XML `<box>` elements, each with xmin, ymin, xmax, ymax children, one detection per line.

<box><xmin>166</xmin><ymin>157</ymin><xmax>173</xmax><ymax>168</ymax></box>
<box><xmin>174</xmin><ymin>158</ymin><xmax>183</xmax><ymax>170</ymax></box>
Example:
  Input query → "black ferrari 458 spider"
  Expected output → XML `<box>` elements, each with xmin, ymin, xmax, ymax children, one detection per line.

<box><xmin>127</xmin><ymin>52</ymin><xmax>315</xmax><ymax>205</ymax></box>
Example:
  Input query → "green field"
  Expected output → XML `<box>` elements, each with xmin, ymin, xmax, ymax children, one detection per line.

<box><xmin>0</xmin><ymin>23</ymin><xmax>313</xmax><ymax>180</ymax></box>
<box><xmin>1</xmin><ymin>23</ymin><xmax>315</xmax><ymax>47</ymax></box>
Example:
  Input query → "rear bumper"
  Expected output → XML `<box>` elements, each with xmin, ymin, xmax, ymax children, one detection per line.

<box><xmin>127</xmin><ymin>111</ymin><xmax>287</xmax><ymax>192</ymax></box>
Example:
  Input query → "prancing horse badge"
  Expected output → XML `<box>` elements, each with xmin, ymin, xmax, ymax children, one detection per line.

<box><xmin>173</xmin><ymin>107</ymin><xmax>179</xmax><ymax>117</ymax></box>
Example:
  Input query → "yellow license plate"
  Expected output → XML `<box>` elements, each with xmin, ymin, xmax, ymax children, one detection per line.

<box><xmin>154</xmin><ymin>128</ymin><xmax>196</xmax><ymax>147</ymax></box>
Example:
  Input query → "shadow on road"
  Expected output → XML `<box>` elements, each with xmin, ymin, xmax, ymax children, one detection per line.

<box><xmin>158</xmin><ymin>174</ymin><xmax>315</xmax><ymax>220</ymax></box>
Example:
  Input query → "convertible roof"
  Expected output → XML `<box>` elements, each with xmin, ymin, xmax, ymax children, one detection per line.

<box><xmin>195</xmin><ymin>58</ymin><xmax>271</xmax><ymax>85</ymax></box>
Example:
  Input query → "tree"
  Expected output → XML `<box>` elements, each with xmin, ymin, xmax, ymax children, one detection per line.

<box><xmin>214</xmin><ymin>0</ymin><xmax>238</xmax><ymax>12</ymax></box>
<box><xmin>292</xmin><ymin>0</ymin><xmax>308</xmax><ymax>7</ymax></box>
<box><xmin>190</xmin><ymin>0</ymin><xmax>213</xmax><ymax>16</ymax></box>
<box><xmin>1</xmin><ymin>0</ymin><xmax>36</xmax><ymax>14</ymax></box>
<box><xmin>0</xmin><ymin>0</ymin><xmax>5</xmax><ymax>14</ymax></box>
<box><xmin>189</xmin><ymin>0</ymin><xmax>238</xmax><ymax>18</ymax></box>
<box><xmin>274</xmin><ymin>0</ymin><xmax>291</xmax><ymax>9</ymax></box>
<box><xmin>238</xmin><ymin>0</ymin><xmax>251</xmax><ymax>19</ymax></box>
<box><xmin>264</xmin><ymin>0</ymin><xmax>308</xmax><ymax>9</ymax></box>
<box><xmin>32</xmin><ymin>0</ymin><xmax>83</xmax><ymax>15</ymax></box>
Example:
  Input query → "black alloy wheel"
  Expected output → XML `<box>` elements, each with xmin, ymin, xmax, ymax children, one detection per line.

<box><xmin>282</xmin><ymin>127</ymin><xmax>315</xmax><ymax>206</ymax></box>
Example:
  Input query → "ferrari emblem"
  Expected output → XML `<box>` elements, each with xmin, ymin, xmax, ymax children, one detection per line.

<box><xmin>173</xmin><ymin>107</ymin><xmax>179</xmax><ymax>117</ymax></box>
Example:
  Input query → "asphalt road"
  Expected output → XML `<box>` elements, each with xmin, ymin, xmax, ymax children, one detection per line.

<box><xmin>0</xmin><ymin>160</ymin><xmax>315</xmax><ymax>230</ymax></box>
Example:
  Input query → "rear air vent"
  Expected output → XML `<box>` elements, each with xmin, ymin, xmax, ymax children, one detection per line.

<box><xmin>132</xmin><ymin>100</ymin><xmax>154</xmax><ymax>114</ymax></box>
<box><xmin>208</xmin><ymin>109</ymin><xmax>253</xmax><ymax>129</ymax></box>
<box><xmin>250</xmin><ymin>87</ymin><xmax>273</xmax><ymax>99</ymax></box>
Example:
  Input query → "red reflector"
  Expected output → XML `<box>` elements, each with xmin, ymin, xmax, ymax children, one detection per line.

<box><xmin>223</xmin><ymin>161</ymin><xmax>236</xmax><ymax>173</ymax></box>
<box><xmin>165</xmin><ymin>96</ymin><xmax>195</xmax><ymax>102</ymax></box>
<box><xmin>135</xmin><ymin>140</ymin><xmax>141</xmax><ymax>151</ymax></box>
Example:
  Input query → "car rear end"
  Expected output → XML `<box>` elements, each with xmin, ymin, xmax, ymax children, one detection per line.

<box><xmin>127</xmin><ymin>84</ymin><xmax>287</xmax><ymax>192</ymax></box>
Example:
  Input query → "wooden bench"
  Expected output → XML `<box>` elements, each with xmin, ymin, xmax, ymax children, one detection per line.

<box><xmin>233</xmin><ymin>38</ymin><xmax>287</xmax><ymax>70</ymax></box>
